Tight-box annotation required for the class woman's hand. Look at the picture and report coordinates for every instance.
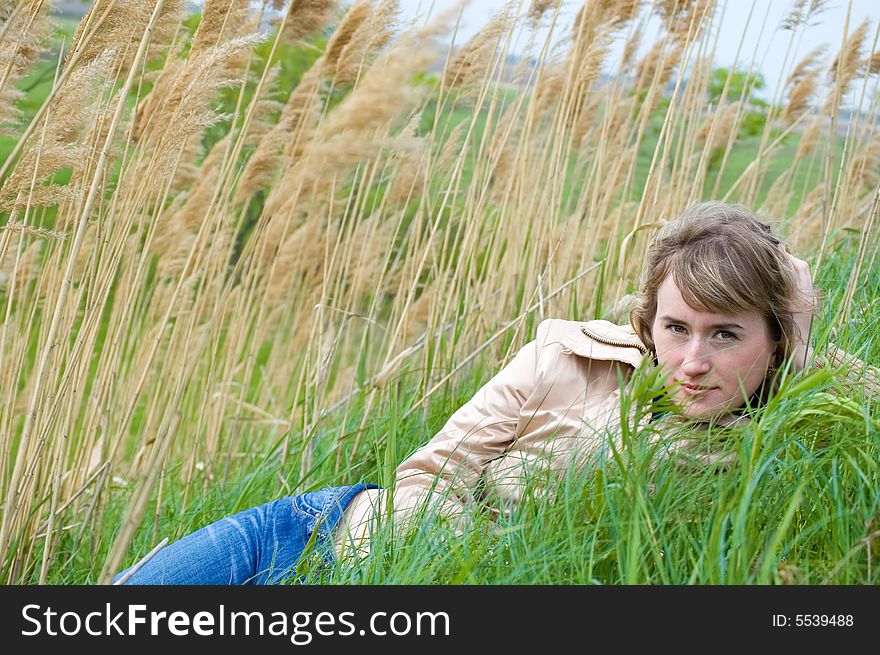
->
[780,245,818,372]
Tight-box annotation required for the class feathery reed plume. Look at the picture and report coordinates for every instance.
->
[282,0,338,43]
[0,0,52,134]
[168,133,208,191]
[384,115,425,208]
[604,92,636,142]
[787,45,826,86]
[657,0,706,45]
[868,50,880,75]
[0,84,20,135]
[333,0,400,85]
[780,0,808,31]
[433,121,465,175]
[620,20,644,73]
[696,103,737,152]
[133,34,263,183]
[570,2,595,51]
[343,211,400,299]
[153,135,234,273]
[533,63,564,119]
[569,0,639,64]
[385,144,424,208]
[823,18,870,112]
[573,0,640,36]
[829,18,870,84]
[363,0,399,50]
[324,0,372,73]
[236,57,325,201]
[794,118,821,160]
[809,1,828,16]
[792,185,824,241]
[781,0,828,31]
[783,70,819,124]
[634,36,682,92]
[560,1,636,147]
[527,0,561,25]
[566,33,613,147]
[0,238,40,296]
[66,0,185,74]
[615,0,643,23]
[782,48,825,124]
[265,214,336,304]
[131,55,184,141]
[242,64,285,147]
[259,32,435,271]
[313,39,433,145]
[135,0,255,142]
[849,136,880,192]
[0,49,114,212]
[443,4,514,90]
[0,222,67,241]
[488,138,521,196]
[191,0,252,55]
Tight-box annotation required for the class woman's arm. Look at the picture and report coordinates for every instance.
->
[782,247,816,371]
[782,248,879,399]
[811,342,880,400]
[337,321,549,557]
[387,321,545,526]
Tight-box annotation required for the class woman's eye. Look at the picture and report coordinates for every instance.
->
[716,330,738,341]
[667,324,686,335]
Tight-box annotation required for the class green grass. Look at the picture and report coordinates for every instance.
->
[30,235,880,585]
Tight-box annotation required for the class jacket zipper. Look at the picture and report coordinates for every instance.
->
[580,325,648,353]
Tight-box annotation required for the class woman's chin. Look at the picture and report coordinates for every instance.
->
[676,391,731,420]
[680,405,716,420]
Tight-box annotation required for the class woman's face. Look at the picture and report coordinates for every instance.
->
[651,274,777,419]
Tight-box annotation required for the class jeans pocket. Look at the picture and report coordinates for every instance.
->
[292,488,329,519]
[291,484,379,536]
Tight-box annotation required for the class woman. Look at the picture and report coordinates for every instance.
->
[112,202,877,584]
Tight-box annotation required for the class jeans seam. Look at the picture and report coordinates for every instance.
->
[319,491,342,525]
[291,496,318,528]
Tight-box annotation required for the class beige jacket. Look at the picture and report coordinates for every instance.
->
[334,317,879,558]
[334,318,649,557]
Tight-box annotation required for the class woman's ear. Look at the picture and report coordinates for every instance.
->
[771,343,785,370]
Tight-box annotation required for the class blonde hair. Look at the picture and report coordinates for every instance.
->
[630,202,801,371]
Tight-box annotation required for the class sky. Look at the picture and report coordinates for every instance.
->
[396,1,880,101]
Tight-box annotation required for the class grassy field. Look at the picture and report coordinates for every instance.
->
[33,227,877,586]
[1,0,879,585]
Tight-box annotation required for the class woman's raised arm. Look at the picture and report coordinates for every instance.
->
[782,247,879,399]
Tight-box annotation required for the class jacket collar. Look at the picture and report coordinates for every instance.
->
[558,319,648,370]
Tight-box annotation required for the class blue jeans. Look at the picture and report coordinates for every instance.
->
[112,483,378,585]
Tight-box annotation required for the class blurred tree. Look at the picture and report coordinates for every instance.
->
[708,66,768,137]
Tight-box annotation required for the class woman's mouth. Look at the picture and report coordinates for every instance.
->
[679,382,716,397]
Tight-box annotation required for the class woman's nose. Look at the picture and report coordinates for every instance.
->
[680,340,712,376]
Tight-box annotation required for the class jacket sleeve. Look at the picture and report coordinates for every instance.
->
[382,320,547,530]
[812,342,880,399]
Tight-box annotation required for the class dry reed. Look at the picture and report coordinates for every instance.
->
[0,0,878,584]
